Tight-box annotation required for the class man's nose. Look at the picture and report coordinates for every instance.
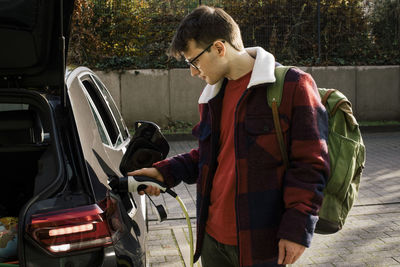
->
[190,66,200,77]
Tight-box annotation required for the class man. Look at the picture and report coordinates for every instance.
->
[130,5,329,267]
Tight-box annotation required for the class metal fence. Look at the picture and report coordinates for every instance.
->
[70,0,399,69]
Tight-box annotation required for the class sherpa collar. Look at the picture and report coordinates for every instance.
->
[198,47,276,104]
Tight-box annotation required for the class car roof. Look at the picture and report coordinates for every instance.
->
[0,0,75,91]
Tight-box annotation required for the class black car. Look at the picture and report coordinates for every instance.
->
[0,1,149,266]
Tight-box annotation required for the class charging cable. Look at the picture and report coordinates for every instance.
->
[109,176,194,267]
[167,190,194,267]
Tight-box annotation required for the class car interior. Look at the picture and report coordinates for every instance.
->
[0,102,54,218]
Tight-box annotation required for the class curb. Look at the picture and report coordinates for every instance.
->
[164,134,196,141]
[360,125,400,133]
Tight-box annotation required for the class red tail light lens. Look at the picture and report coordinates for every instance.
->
[27,204,112,253]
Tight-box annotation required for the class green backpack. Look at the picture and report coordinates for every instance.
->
[268,66,366,234]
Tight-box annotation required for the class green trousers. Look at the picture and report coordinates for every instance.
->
[201,232,240,267]
[200,232,286,267]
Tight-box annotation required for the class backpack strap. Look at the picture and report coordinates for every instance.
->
[319,88,352,117]
[272,103,289,169]
[268,66,292,170]
[321,88,336,106]
[267,66,292,107]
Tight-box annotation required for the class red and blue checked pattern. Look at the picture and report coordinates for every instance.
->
[154,67,329,267]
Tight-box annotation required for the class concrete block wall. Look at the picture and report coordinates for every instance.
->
[120,69,170,126]
[355,66,400,120]
[309,66,400,121]
[96,69,205,128]
[96,66,400,128]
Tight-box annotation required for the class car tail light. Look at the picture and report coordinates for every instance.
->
[27,204,112,253]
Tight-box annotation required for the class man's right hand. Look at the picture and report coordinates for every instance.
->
[127,168,165,196]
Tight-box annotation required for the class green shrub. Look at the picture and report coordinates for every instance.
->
[368,0,400,64]
[162,116,193,134]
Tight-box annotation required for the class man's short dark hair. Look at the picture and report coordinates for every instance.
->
[168,6,244,60]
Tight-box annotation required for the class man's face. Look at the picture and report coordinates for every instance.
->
[182,39,226,85]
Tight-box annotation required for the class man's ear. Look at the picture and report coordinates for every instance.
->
[214,40,226,57]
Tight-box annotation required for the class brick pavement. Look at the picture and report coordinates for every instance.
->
[146,131,400,267]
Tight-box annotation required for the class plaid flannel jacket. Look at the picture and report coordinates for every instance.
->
[154,47,330,267]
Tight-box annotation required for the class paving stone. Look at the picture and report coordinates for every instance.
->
[369,250,400,258]
[393,257,400,264]
[364,257,400,266]
[358,232,390,239]
[150,262,183,267]
[333,262,367,267]
[147,255,166,264]
[148,248,180,257]
[309,254,344,264]
[385,231,400,238]
[295,255,316,265]
[316,248,350,257]
[165,255,185,265]
[341,253,376,263]
[380,236,400,244]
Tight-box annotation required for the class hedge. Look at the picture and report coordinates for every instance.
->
[67,0,400,70]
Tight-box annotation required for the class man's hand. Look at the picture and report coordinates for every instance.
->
[277,239,306,265]
[127,167,165,196]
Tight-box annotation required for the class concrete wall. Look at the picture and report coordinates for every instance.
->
[309,66,400,121]
[96,68,205,128]
[96,66,400,128]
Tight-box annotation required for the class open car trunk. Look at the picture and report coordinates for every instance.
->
[0,90,62,264]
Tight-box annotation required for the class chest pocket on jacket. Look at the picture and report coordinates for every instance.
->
[244,115,289,161]
[245,115,289,135]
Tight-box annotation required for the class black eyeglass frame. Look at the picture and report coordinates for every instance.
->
[185,40,225,71]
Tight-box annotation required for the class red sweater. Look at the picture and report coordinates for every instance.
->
[206,71,252,245]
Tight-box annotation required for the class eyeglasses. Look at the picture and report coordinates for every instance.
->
[185,43,213,71]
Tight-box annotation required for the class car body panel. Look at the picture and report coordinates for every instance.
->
[66,67,147,265]
[67,73,113,199]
